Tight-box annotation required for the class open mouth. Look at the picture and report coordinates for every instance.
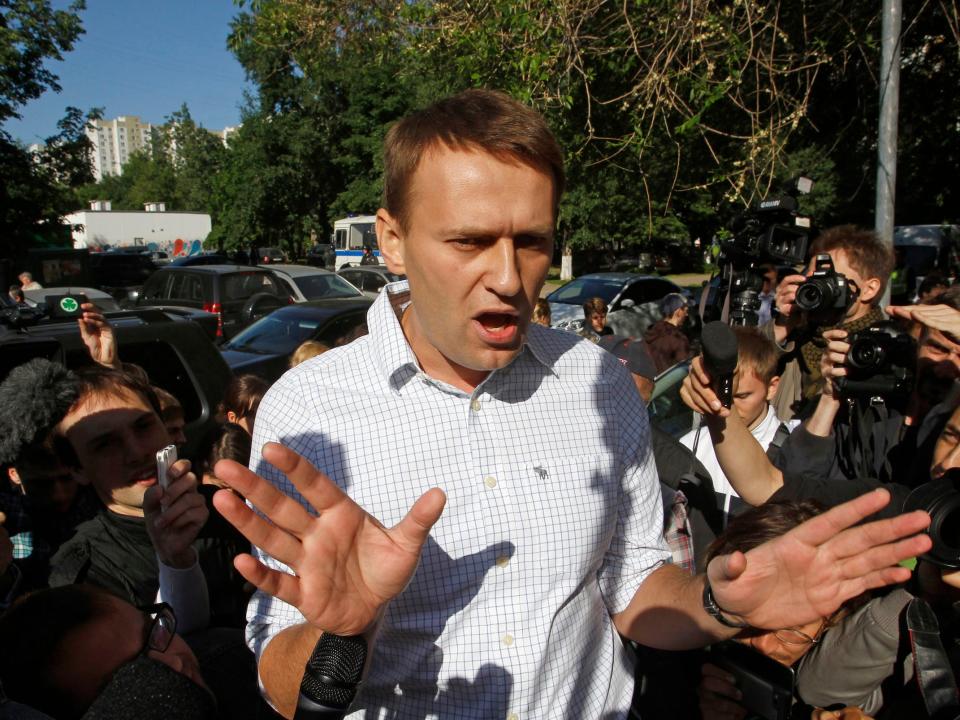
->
[474,312,519,344]
[130,466,158,486]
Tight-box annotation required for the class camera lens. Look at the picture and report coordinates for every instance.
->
[849,340,884,370]
[795,282,824,311]
[940,506,960,552]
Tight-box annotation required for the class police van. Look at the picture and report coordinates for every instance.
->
[332,215,381,269]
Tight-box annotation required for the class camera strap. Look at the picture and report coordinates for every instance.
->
[906,598,960,719]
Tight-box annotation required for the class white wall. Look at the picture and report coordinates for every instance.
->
[65,210,212,256]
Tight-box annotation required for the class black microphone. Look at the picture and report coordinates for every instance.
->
[294,633,367,719]
[701,321,739,409]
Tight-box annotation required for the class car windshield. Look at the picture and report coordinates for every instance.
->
[293,274,363,300]
[224,312,321,355]
[547,277,624,305]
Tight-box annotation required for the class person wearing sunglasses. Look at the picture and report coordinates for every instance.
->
[0,585,210,719]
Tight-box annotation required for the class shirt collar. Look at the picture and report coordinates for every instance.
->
[367,280,558,394]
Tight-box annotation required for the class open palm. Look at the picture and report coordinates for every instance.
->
[213,443,446,636]
[708,489,931,630]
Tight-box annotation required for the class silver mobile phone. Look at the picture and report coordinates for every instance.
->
[156,444,177,493]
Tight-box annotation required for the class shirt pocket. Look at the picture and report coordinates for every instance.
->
[505,453,619,582]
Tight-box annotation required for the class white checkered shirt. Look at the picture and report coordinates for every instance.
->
[245,282,670,719]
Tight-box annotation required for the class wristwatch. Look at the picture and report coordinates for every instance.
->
[702,579,751,629]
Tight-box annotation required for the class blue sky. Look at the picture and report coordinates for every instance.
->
[7,0,251,144]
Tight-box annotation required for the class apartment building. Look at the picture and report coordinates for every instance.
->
[86,115,153,181]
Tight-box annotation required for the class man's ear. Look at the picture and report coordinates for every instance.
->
[376,208,406,275]
[766,375,781,402]
[859,277,883,305]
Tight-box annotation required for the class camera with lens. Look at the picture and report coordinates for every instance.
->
[905,468,960,569]
[794,254,857,322]
[711,177,814,326]
[836,323,916,397]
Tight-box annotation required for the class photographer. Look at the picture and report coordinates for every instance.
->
[774,290,960,487]
[766,226,893,420]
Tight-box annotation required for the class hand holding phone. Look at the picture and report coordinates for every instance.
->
[156,444,177,510]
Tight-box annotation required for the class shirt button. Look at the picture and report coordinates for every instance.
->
[502,633,514,647]
[495,555,509,568]
[484,476,497,489]
[470,398,482,412]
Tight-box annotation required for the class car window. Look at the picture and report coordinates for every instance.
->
[621,280,677,306]
[223,272,284,301]
[339,270,360,287]
[293,275,364,300]
[140,273,169,301]
[365,274,387,292]
[547,277,624,305]
[648,362,695,438]
[187,275,204,302]
[315,312,369,347]
[167,273,188,300]
[226,313,322,355]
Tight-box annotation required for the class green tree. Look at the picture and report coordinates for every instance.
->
[0,0,94,256]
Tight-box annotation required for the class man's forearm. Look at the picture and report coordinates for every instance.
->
[613,564,738,649]
[805,393,841,438]
[706,413,784,505]
[259,623,324,719]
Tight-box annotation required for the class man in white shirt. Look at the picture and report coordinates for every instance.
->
[211,89,932,719]
[681,327,797,521]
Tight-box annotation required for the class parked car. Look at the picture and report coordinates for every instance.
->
[305,243,336,270]
[136,265,292,340]
[255,246,286,264]
[267,264,365,302]
[0,302,230,459]
[168,252,231,267]
[337,266,405,299]
[23,287,123,313]
[647,360,695,438]
[88,252,157,294]
[220,298,373,382]
[546,273,685,337]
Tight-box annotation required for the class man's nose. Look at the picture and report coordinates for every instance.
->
[485,238,523,297]
[939,443,960,475]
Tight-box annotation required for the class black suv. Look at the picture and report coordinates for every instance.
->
[137,265,292,341]
[0,303,231,460]
[306,243,336,270]
[89,252,157,294]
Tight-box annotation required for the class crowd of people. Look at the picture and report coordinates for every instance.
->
[0,89,956,720]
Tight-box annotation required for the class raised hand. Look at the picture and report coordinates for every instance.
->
[708,489,931,630]
[144,459,208,568]
[212,442,446,636]
[78,302,120,369]
[680,355,732,418]
[887,303,960,344]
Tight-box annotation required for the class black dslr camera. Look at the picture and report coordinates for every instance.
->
[794,254,857,322]
[836,324,916,397]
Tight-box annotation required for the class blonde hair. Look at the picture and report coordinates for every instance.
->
[733,326,780,385]
[290,340,329,368]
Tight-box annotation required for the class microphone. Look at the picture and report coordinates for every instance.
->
[701,321,739,409]
[294,633,367,719]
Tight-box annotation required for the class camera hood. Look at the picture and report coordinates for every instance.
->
[904,469,960,569]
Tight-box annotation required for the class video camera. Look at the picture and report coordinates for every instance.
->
[794,254,857,323]
[836,323,916,398]
[713,177,814,326]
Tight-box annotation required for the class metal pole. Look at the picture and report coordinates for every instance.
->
[876,0,902,307]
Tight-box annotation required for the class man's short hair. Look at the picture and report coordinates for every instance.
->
[382,89,565,232]
[153,385,184,422]
[706,499,824,563]
[809,225,895,297]
[532,298,552,324]
[659,293,686,317]
[926,284,960,310]
[582,297,607,318]
[217,373,269,423]
[734,327,780,385]
[54,365,162,468]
